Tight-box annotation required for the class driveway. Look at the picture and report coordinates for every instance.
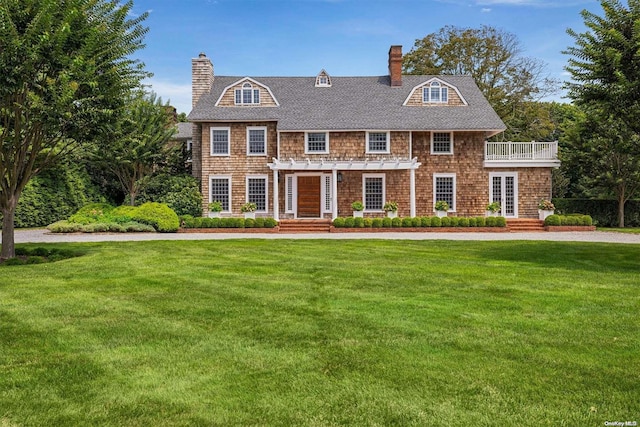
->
[9,228,640,244]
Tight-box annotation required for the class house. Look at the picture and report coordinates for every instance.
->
[170,122,193,173]
[187,46,559,220]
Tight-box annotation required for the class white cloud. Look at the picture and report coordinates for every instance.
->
[481,7,492,12]
[143,78,192,114]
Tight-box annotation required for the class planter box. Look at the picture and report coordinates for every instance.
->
[208,212,221,218]
[353,211,364,218]
[538,209,554,220]
[436,211,447,218]
[386,211,397,219]
[244,212,256,219]
[485,211,499,217]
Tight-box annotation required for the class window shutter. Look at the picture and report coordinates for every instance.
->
[286,175,293,212]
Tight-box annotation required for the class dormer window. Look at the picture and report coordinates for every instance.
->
[315,70,332,87]
[235,82,260,105]
[423,81,448,103]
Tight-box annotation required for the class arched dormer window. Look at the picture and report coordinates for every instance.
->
[315,70,331,87]
[235,82,260,105]
[423,81,448,103]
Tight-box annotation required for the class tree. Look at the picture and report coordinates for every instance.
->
[403,25,558,140]
[564,0,640,226]
[0,0,149,259]
[94,92,177,206]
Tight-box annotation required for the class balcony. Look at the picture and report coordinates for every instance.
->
[484,141,560,168]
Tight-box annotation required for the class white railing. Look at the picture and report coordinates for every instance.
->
[485,141,558,162]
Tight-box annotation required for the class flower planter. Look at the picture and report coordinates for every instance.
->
[538,209,554,220]
[244,212,256,219]
[436,211,447,218]
[208,211,221,218]
[485,211,499,217]
[353,211,363,218]
[386,211,397,219]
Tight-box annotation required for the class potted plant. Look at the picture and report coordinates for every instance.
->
[486,201,501,217]
[351,201,364,218]
[434,200,449,217]
[537,199,555,220]
[241,202,257,219]
[208,200,223,218]
[383,201,398,218]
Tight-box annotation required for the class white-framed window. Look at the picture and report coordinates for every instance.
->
[433,173,456,212]
[210,127,230,156]
[305,132,329,154]
[246,126,267,156]
[366,131,390,154]
[423,81,449,103]
[185,138,193,163]
[431,132,453,155]
[235,82,260,105]
[209,175,232,212]
[247,175,268,212]
[363,174,385,211]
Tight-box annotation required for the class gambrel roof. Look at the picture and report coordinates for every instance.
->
[188,75,506,135]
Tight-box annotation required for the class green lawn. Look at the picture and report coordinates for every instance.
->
[1,240,638,426]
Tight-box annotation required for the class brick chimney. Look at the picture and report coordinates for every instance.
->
[192,52,214,108]
[388,45,402,87]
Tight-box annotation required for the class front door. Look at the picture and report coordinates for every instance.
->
[297,176,321,218]
[490,173,518,218]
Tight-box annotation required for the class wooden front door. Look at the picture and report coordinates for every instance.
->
[297,176,321,218]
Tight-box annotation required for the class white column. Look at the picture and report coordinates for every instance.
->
[272,169,279,220]
[410,168,416,217]
[332,169,339,219]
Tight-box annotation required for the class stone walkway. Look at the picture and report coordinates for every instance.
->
[9,228,640,244]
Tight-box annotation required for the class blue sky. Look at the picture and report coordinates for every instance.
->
[130,0,599,114]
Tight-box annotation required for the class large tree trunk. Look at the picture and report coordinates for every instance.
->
[1,203,17,260]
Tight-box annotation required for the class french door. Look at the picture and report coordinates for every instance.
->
[490,172,518,218]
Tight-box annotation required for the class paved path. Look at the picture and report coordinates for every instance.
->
[9,228,640,244]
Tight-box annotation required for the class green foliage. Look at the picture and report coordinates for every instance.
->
[449,217,459,227]
[344,217,355,228]
[485,216,497,227]
[353,217,365,228]
[402,217,414,227]
[351,201,364,211]
[372,218,383,228]
[431,216,442,227]
[47,220,82,233]
[1,246,80,266]
[553,199,640,227]
[458,218,470,227]
[264,218,278,228]
[421,216,431,227]
[134,174,202,217]
[0,0,150,258]
[254,217,265,228]
[475,217,486,227]
[363,218,373,228]
[391,217,402,227]
[411,217,421,227]
[333,217,345,228]
[434,200,449,211]
[440,217,451,227]
[244,218,256,228]
[544,214,562,226]
[69,203,116,225]
[495,216,507,227]
[129,202,179,232]
[468,217,477,227]
[382,217,392,228]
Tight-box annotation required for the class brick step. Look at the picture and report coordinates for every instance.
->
[507,219,545,232]
[278,219,332,233]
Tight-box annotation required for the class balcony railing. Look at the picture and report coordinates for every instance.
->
[484,141,560,167]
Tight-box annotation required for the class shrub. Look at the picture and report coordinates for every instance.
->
[130,202,179,232]
[391,217,402,227]
[244,218,256,228]
[333,217,345,228]
[363,218,373,228]
[468,217,477,227]
[264,218,278,228]
[47,220,82,233]
[82,222,111,233]
[354,217,364,228]
[544,214,561,226]
[402,217,413,227]
[254,217,265,228]
[440,217,451,227]
[122,222,155,232]
[581,215,593,226]
[372,218,383,228]
[132,174,203,217]
[552,198,640,227]
[431,216,441,227]
[448,217,459,227]
[69,203,115,224]
[475,217,486,227]
[351,201,364,211]
[485,216,497,227]
[344,217,355,228]
[382,217,392,228]
[495,216,506,227]
[411,217,421,227]
[421,216,431,227]
[458,217,469,227]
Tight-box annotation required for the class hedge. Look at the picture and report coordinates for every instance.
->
[552,198,640,227]
[129,174,203,217]
[332,216,507,228]
[544,214,593,227]
[181,216,278,229]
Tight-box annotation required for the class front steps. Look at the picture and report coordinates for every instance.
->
[507,218,545,232]
[278,219,332,233]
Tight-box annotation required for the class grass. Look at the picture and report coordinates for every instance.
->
[0,240,638,426]
[599,227,640,234]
